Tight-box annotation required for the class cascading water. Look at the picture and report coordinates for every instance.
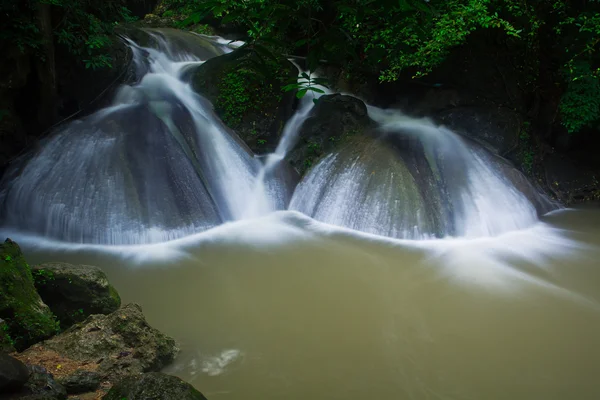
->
[0,29,556,245]
[289,107,556,239]
[0,30,264,244]
[242,66,331,218]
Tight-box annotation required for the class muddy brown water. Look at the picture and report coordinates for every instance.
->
[16,207,600,400]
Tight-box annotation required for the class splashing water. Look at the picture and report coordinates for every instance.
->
[0,29,556,244]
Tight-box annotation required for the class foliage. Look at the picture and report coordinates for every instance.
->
[560,61,600,133]
[0,0,136,69]
[218,69,254,126]
[181,0,600,133]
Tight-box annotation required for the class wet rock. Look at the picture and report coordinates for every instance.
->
[104,372,208,400]
[437,106,522,156]
[0,353,29,393]
[543,153,600,204]
[57,370,101,394]
[287,94,373,175]
[21,303,178,381]
[0,239,59,351]
[5,365,68,400]
[191,48,298,153]
[32,263,121,329]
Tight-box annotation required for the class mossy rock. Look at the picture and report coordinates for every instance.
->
[191,47,297,153]
[104,372,208,400]
[287,94,373,176]
[0,239,59,351]
[32,263,121,330]
[22,303,179,381]
[0,318,15,353]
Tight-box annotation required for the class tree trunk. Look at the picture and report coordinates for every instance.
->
[35,2,57,131]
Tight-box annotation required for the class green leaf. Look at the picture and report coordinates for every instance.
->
[297,88,309,98]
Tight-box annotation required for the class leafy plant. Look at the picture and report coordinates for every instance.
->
[0,0,136,69]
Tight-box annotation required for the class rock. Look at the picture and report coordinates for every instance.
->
[437,106,522,156]
[22,303,178,382]
[543,153,600,204]
[57,370,101,394]
[104,372,208,400]
[3,365,68,400]
[0,318,15,353]
[0,353,29,393]
[287,94,373,175]
[0,239,59,351]
[32,263,121,329]
[191,48,298,153]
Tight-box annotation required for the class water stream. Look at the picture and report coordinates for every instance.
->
[1,29,599,400]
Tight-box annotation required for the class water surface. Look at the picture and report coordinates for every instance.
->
[11,207,600,400]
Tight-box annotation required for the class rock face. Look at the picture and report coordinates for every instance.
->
[438,106,522,156]
[4,364,68,400]
[0,353,29,393]
[0,239,58,351]
[287,94,373,175]
[32,263,121,329]
[104,372,208,400]
[543,153,600,204]
[192,48,298,153]
[57,370,101,395]
[22,303,178,381]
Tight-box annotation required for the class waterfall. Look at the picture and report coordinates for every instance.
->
[241,67,331,218]
[0,29,556,245]
[0,30,260,244]
[290,108,554,239]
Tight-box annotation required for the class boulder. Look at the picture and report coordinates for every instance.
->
[543,153,600,204]
[0,239,59,351]
[4,365,68,400]
[21,303,178,382]
[287,94,373,175]
[437,106,522,156]
[103,372,208,400]
[0,317,15,353]
[0,353,29,393]
[32,263,121,329]
[191,48,298,153]
[57,370,101,395]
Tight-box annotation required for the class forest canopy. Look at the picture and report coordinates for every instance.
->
[1,0,599,133]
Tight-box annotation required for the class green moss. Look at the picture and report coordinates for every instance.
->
[0,320,15,351]
[0,239,59,350]
[214,59,285,129]
[192,48,296,152]
[108,284,121,308]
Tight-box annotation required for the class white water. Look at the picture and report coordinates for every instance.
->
[2,30,599,400]
[242,67,331,218]
[0,30,555,244]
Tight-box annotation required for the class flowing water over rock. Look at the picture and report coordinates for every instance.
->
[1,29,599,400]
[0,29,555,243]
[291,108,556,239]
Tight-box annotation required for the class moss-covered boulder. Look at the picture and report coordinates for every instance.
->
[0,239,59,351]
[0,318,15,353]
[21,303,178,382]
[191,48,298,153]
[32,263,121,329]
[286,94,373,175]
[104,372,208,400]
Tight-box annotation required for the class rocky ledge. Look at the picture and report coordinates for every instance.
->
[0,238,209,400]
